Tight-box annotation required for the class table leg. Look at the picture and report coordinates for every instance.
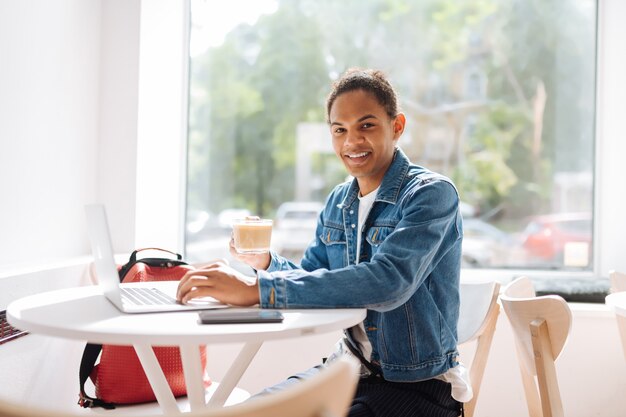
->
[180,344,206,411]
[133,343,180,414]
[208,341,263,407]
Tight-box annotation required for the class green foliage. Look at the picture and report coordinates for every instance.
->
[429,0,497,70]
[188,1,329,216]
[454,103,529,213]
[187,0,596,223]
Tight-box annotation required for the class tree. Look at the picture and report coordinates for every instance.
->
[188,0,596,226]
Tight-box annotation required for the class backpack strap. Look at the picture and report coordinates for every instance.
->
[78,261,127,409]
[343,334,385,380]
[130,248,183,262]
[119,249,187,281]
[77,343,116,409]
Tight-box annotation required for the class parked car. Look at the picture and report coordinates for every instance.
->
[272,201,324,260]
[185,209,219,242]
[521,212,592,265]
[461,218,517,267]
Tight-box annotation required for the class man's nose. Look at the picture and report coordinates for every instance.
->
[345,130,363,145]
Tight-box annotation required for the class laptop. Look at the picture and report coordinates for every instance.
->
[85,204,228,313]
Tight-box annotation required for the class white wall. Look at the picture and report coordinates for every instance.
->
[0,0,142,274]
[98,0,141,253]
[134,0,189,251]
[0,0,101,270]
[595,0,626,276]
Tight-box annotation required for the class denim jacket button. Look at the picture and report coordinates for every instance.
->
[350,210,354,214]
[351,224,356,228]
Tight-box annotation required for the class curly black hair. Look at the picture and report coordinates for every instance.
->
[326,68,399,123]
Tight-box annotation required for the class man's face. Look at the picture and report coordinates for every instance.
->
[329,89,405,195]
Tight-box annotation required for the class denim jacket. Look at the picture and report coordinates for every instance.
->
[257,148,463,382]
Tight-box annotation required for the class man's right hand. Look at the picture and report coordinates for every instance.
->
[229,236,271,271]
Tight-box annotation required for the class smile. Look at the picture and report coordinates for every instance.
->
[346,151,371,159]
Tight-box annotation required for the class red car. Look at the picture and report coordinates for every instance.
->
[521,212,592,265]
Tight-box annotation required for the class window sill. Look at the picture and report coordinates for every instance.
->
[462,268,612,309]
[532,276,610,304]
[567,301,613,318]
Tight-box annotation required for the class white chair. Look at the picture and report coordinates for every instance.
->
[500,277,572,417]
[0,356,359,417]
[609,270,626,293]
[457,280,501,417]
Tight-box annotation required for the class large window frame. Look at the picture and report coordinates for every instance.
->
[185,0,600,274]
[467,0,625,282]
[179,0,620,282]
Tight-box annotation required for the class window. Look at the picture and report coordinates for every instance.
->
[185,0,597,271]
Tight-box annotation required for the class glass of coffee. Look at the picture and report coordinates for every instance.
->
[232,218,273,253]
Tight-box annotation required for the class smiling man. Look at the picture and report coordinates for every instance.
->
[177,68,467,417]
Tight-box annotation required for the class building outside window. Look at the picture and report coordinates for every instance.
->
[184,0,597,272]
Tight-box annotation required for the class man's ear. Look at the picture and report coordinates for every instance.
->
[393,113,406,139]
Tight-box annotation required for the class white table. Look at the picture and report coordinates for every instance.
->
[7,286,365,414]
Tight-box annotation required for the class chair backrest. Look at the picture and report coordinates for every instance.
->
[501,277,572,417]
[458,280,501,417]
[0,356,360,417]
[609,270,626,293]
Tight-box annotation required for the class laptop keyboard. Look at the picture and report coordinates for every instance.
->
[121,287,178,306]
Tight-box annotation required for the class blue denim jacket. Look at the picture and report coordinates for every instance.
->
[257,148,463,382]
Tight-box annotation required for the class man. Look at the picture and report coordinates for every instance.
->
[178,68,467,417]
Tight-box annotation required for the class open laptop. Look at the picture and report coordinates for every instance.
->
[85,204,228,313]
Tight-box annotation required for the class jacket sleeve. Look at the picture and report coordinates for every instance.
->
[257,179,462,311]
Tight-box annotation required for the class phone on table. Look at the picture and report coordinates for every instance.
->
[198,309,284,324]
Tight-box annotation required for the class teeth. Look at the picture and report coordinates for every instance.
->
[347,152,369,158]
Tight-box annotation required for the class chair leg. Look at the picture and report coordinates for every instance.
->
[463,307,499,417]
[530,319,565,417]
[514,341,543,417]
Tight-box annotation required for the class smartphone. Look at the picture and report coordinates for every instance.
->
[198,309,284,324]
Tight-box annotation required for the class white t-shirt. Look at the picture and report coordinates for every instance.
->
[331,186,472,403]
[355,187,378,264]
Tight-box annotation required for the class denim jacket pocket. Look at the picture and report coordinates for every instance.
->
[365,226,394,246]
[319,226,347,269]
[320,226,346,245]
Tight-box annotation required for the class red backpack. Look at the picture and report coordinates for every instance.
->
[78,248,211,409]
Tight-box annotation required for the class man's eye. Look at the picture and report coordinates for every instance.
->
[334,127,346,134]
[361,123,373,129]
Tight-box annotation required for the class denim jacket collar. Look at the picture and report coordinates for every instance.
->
[339,147,410,209]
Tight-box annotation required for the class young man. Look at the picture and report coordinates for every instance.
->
[177,68,467,417]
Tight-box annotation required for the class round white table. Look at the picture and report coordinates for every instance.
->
[7,286,365,414]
